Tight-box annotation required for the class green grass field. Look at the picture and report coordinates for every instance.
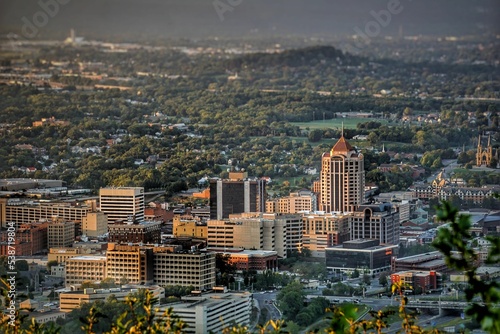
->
[250,136,370,150]
[249,136,338,148]
[291,118,389,130]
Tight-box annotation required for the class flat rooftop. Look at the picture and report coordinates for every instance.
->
[395,251,443,263]
[332,245,397,251]
[164,292,251,310]
[69,256,106,261]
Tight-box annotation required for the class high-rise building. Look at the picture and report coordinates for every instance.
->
[99,187,145,223]
[48,218,75,248]
[262,213,303,257]
[153,249,215,290]
[209,172,266,220]
[106,243,154,285]
[105,243,215,291]
[302,212,350,258]
[320,134,364,213]
[207,217,273,252]
[350,203,400,245]
[207,212,301,258]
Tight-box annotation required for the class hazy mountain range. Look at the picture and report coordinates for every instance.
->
[0,0,498,41]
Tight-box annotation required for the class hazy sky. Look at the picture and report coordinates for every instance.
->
[1,0,499,41]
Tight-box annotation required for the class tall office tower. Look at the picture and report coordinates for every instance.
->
[320,133,364,213]
[99,187,145,223]
[209,171,266,220]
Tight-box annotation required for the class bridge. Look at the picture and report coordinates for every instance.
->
[406,300,468,311]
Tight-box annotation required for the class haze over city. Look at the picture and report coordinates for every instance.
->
[0,1,499,333]
[1,0,499,41]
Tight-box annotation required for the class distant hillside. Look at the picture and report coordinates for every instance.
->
[226,46,362,69]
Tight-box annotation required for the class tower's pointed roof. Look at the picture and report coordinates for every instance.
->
[331,135,354,153]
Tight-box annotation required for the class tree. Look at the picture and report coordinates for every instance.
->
[431,157,443,169]
[15,260,29,272]
[0,256,7,277]
[300,247,312,258]
[329,282,355,296]
[276,281,305,322]
[379,272,389,287]
[100,278,117,289]
[46,260,58,272]
[307,129,323,142]
[367,132,380,145]
[489,157,498,169]
[433,200,500,333]
[403,107,413,116]
[81,281,99,289]
[215,253,236,287]
[362,273,371,286]
[119,276,129,285]
[351,268,360,278]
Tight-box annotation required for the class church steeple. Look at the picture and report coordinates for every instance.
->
[476,133,494,167]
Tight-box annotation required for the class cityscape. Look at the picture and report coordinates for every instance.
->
[0,1,499,333]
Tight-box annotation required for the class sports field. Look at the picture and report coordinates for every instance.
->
[292,118,389,130]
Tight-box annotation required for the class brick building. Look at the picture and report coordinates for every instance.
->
[0,223,48,256]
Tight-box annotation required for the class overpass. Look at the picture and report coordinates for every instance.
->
[406,300,468,315]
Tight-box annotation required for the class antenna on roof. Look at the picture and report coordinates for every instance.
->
[341,122,344,137]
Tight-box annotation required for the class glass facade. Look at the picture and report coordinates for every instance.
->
[325,245,396,272]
